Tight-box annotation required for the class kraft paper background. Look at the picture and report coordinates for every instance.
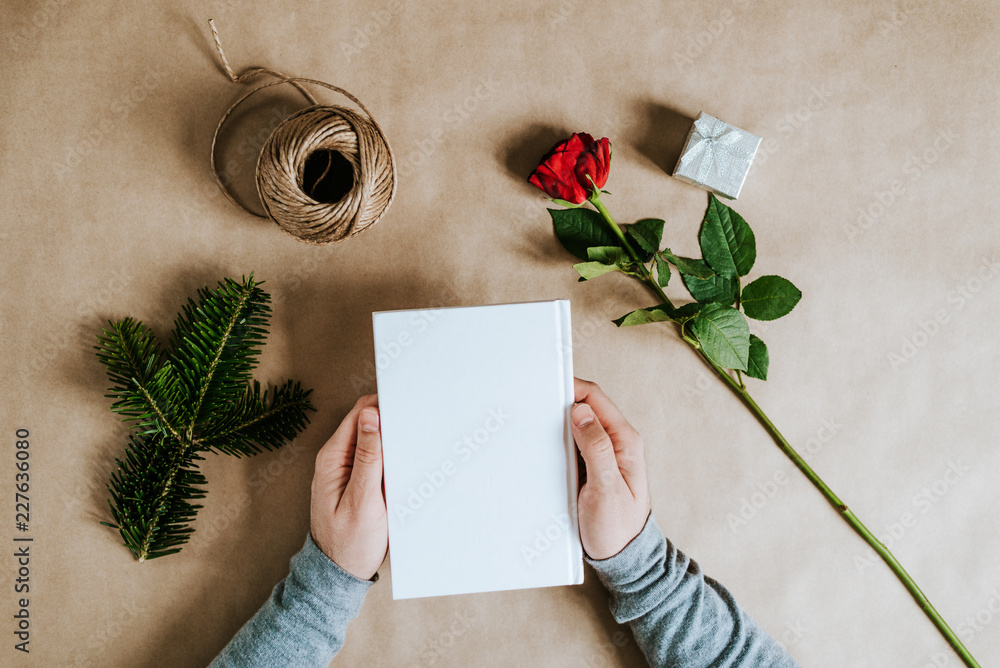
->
[2,1,998,666]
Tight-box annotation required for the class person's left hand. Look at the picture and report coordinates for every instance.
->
[310,395,388,580]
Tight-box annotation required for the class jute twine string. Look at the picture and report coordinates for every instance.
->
[208,20,396,245]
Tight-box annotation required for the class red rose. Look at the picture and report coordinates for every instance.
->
[528,133,612,205]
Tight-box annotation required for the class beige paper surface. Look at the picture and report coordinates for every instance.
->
[1,1,998,666]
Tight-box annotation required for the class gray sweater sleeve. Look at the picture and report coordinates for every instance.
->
[210,533,374,668]
[586,515,800,668]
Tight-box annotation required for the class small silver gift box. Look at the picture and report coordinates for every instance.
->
[672,112,761,200]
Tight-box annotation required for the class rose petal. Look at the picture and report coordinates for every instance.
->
[593,137,611,189]
[528,134,592,204]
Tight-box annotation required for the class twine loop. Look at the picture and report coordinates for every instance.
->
[209,20,396,245]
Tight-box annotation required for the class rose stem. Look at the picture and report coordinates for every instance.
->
[587,194,981,668]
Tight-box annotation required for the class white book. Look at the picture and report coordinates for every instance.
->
[372,300,583,600]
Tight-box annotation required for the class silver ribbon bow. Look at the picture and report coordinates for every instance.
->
[680,115,756,186]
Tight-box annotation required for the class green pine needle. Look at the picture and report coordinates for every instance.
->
[96,275,315,562]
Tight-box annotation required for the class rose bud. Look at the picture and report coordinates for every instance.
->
[528,133,612,205]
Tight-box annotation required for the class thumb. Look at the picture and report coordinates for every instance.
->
[344,408,384,502]
[571,403,622,489]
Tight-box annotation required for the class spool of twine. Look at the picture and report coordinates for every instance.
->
[208,20,396,245]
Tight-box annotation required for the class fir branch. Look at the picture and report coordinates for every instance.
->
[199,380,315,457]
[97,275,314,561]
[95,317,161,389]
[95,318,186,440]
[167,275,271,434]
[101,432,206,562]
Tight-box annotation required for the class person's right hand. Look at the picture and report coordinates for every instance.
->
[571,378,651,560]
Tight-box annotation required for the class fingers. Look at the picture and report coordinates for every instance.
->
[343,407,384,503]
[309,397,389,581]
[315,394,379,469]
[573,378,637,444]
[572,402,623,489]
[572,378,648,493]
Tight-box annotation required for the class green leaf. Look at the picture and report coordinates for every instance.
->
[691,303,750,370]
[655,255,671,287]
[613,305,675,327]
[587,246,626,265]
[613,301,702,327]
[740,275,802,321]
[670,302,705,320]
[699,194,756,278]
[624,218,664,260]
[681,262,739,305]
[549,208,620,260]
[746,335,769,380]
[661,250,714,278]
[575,261,621,280]
[577,246,628,280]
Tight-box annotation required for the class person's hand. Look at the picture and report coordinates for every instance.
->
[310,395,388,580]
[571,378,651,560]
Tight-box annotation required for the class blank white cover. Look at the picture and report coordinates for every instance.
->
[372,300,583,600]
